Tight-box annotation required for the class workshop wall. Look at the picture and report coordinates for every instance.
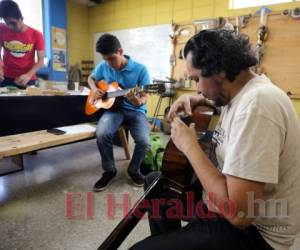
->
[88,0,300,33]
[67,1,92,67]
[66,0,300,118]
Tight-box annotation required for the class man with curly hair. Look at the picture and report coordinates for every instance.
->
[130,30,300,250]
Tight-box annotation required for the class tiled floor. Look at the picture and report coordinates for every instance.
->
[0,139,149,250]
[0,137,299,250]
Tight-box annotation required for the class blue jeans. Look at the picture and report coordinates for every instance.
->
[0,77,35,89]
[96,108,150,175]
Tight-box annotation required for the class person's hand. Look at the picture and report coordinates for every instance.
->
[170,117,199,155]
[125,89,141,106]
[92,88,106,104]
[14,73,31,86]
[168,95,193,122]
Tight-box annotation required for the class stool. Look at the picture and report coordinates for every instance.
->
[151,91,176,131]
[118,127,131,160]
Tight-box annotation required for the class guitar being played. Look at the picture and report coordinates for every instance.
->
[85,80,165,115]
[87,33,154,191]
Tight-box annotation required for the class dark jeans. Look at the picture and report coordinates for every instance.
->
[0,77,35,89]
[129,171,274,250]
[95,108,150,175]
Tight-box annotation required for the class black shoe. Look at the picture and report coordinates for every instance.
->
[93,171,116,192]
[128,171,145,187]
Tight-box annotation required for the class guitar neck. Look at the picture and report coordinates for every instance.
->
[106,88,133,98]
[98,174,163,250]
[97,174,187,250]
[105,82,166,99]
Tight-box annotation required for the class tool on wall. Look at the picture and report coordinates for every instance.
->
[170,22,197,75]
[217,17,235,31]
[281,7,300,19]
[291,7,300,19]
[172,23,197,44]
[282,9,291,16]
[233,16,240,34]
[239,14,252,28]
[254,7,270,74]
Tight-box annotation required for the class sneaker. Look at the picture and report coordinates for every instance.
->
[93,171,117,192]
[128,171,145,187]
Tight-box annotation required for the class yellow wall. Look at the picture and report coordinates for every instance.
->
[293,100,300,121]
[88,0,300,32]
[67,0,300,118]
[67,1,92,67]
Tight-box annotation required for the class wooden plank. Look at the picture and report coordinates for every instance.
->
[0,124,96,159]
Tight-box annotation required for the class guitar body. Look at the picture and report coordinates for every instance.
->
[161,105,215,189]
[85,80,119,115]
[85,80,167,116]
[98,105,216,250]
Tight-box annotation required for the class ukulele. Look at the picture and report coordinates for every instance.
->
[98,105,216,250]
[85,80,165,115]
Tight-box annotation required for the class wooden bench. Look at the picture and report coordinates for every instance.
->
[0,123,131,176]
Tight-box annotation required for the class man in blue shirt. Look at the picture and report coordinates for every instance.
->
[88,34,150,191]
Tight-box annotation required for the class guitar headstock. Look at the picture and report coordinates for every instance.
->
[142,84,166,94]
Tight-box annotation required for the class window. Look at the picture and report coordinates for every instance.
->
[229,0,293,9]
[14,0,43,33]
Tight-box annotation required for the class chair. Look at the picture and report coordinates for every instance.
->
[118,126,131,160]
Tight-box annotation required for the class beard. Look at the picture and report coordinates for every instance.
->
[213,94,230,107]
[212,79,231,107]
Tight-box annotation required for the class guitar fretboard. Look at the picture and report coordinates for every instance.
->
[104,83,165,99]
[106,88,136,98]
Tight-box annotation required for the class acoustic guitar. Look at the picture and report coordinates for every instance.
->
[98,105,216,250]
[85,80,166,115]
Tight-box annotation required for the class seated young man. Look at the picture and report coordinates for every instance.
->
[88,34,150,191]
[129,30,300,250]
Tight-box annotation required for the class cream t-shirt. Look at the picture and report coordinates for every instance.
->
[211,74,300,250]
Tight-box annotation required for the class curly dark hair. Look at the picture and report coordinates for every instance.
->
[96,33,121,55]
[183,29,257,82]
[0,0,22,19]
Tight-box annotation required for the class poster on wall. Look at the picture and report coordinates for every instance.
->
[52,26,67,72]
[53,49,67,72]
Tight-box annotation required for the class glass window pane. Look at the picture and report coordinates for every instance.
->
[230,0,292,9]
[14,0,43,33]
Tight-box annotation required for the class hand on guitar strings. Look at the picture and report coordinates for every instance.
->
[170,117,199,155]
[167,95,193,123]
[92,88,106,104]
[125,89,143,106]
